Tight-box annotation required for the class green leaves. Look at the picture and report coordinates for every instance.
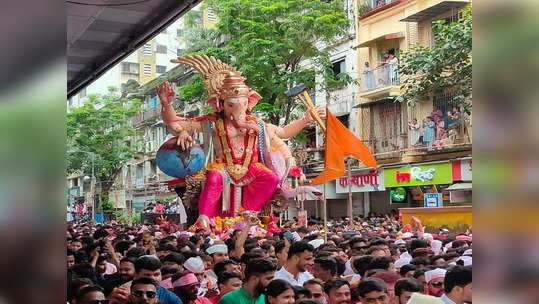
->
[179,0,350,125]
[398,5,472,110]
[67,87,141,198]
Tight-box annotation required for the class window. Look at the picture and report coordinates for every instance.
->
[432,12,463,46]
[207,6,216,21]
[68,97,73,107]
[156,65,167,74]
[360,100,404,158]
[337,114,349,129]
[80,88,86,97]
[155,44,167,54]
[121,62,139,74]
[143,64,152,76]
[142,43,152,56]
[332,59,346,76]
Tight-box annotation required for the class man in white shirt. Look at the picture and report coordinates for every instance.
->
[274,241,314,286]
[440,266,472,304]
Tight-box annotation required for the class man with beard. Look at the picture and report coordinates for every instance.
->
[323,279,351,304]
[274,241,314,286]
[172,271,212,304]
[357,278,390,304]
[129,278,160,304]
[218,258,277,304]
[103,257,137,295]
[425,268,447,297]
[394,278,424,304]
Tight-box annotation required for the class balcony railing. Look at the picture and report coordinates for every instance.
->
[359,0,401,17]
[361,63,399,92]
[130,108,160,125]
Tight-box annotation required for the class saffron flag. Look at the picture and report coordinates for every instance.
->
[311,108,377,185]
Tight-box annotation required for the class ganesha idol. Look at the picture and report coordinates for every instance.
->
[156,55,323,228]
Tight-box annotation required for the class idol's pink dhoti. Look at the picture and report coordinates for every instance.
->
[198,162,279,218]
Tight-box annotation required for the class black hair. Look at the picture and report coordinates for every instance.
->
[394,278,424,296]
[93,229,109,240]
[178,240,197,251]
[241,252,265,265]
[304,278,324,288]
[444,265,472,293]
[135,255,162,272]
[214,260,238,277]
[266,279,294,298]
[70,263,98,283]
[114,240,134,255]
[348,237,367,249]
[354,255,375,277]
[67,278,93,302]
[297,301,322,304]
[75,285,104,303]
[451,240,466,249]
[163,252,185,265]
[410,257,430,267]
[244,258,277,280]
[323,278,350,295]
[67,248,75,257]
[260,242,275,252]
[399,264,417,277]
[314,256,338,276]
[293,285,312,300]
[120,257,137,266]
[161,265,179,276]
[217,271,242,285]
[369,256,394,271]
[225,238,236,253]
[275,240,287,255]
[125,247,146,259]
[297,227,309,234]
[244,242,260,253]
[357,278,387,298]
[369,238,387,247]
[158,244,178,252]
[413,268,426,280]
[132,277,158,288]
[367,246,387,256]
[183,250,205,260]
[409,239,428,253]
[189,234,203,245]
[287,241,315,259]
[335,257,346,276]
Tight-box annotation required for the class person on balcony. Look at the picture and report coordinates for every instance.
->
[408,118,421,148]
[362,62,375,91]
[423,117,435,150]
[386,53,399,85]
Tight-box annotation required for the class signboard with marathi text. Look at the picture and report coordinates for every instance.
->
[384,162,452,188]
[335,170,385,193]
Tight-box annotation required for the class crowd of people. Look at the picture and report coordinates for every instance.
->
[67,213,472,304]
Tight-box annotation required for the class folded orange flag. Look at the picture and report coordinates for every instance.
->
[311,108,377,185]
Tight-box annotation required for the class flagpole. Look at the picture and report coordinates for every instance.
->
[347,157,353,227]
[323,171,327,243]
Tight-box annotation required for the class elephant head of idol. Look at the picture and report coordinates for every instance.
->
[219,71,262,133]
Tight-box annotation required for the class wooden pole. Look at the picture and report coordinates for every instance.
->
[347,158,353,227]
[323,172,327,243]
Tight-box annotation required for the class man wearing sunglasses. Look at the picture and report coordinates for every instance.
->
[129,278,160,304]
[425,268,447,297]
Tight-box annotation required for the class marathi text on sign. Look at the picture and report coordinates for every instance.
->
[339,171,379,188]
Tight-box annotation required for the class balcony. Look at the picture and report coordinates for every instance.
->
[358,0,405,19]
[360,64,400,98]
[130,108,160,126]
[404,93,472,158]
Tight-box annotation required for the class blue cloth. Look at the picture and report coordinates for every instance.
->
[423,121,435,142]
[157,286,183,304]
